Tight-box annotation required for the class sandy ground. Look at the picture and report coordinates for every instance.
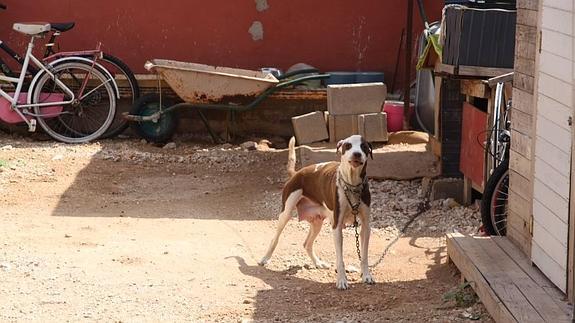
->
[0,133,493,322]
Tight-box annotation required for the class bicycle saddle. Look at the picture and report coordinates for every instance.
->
[13,22,51,36]
[50,22,75,33]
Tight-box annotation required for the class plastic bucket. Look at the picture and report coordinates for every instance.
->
[383,101,414,132]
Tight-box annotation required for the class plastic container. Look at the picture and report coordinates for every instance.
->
[383,101,414,132]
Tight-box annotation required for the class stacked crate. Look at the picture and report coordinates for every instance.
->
[291,82,388,144]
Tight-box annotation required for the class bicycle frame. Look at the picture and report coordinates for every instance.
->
[0,35,79,129]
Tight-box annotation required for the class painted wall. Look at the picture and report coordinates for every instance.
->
[0,0,442,83]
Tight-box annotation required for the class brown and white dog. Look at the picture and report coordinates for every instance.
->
[259,135,374,290]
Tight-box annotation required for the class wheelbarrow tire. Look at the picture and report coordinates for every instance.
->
[129,93,178,143]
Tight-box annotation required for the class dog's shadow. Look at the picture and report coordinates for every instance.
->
[227,253,450,321]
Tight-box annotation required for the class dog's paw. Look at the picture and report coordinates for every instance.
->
[314,260,330,269]
[336,277,349,290]
[258,257,270,266]
[362,273,375,285]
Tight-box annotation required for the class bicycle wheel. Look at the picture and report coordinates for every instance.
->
[33,61,116,143]
[481,159,509,236]
[97,53,140,138]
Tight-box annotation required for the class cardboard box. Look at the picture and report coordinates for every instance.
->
[327,82,387,115]
[357,112,388,142]
[327,113,358,143]
[291,111,329,144]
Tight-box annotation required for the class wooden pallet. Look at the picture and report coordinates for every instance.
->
[447,233,572,323]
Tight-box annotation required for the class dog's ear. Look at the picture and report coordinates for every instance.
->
[336,140,344,154]
[368,142,373,160]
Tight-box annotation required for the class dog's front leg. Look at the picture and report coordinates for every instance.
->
[360,207,375,284]
[333,224,348,290]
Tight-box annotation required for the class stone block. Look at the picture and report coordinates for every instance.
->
[327,82,387,115]
[327,113,358,143]
[357,112,388,142]
[291,111,328,144]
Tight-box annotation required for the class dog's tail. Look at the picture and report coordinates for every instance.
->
[287,136,297,177]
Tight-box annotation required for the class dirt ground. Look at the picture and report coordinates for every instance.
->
[0,133,493,322]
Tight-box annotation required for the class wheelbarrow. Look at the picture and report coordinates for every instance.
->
[125,59,330,143]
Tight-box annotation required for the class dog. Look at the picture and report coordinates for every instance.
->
[259,134,374,290]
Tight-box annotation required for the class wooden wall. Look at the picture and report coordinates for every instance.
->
[507,0,539,256]
[531,0,573,292]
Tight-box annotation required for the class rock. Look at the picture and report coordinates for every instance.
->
[240,141,257,151]
[140,139,147,144]
[243,299,252,304]
[1,145,13,150]
[257,140,272,151]
[443,198,460,209]
[221,143,233,150]
[52,154,64,161]
[0,262,11,271]
[163,142,177,149]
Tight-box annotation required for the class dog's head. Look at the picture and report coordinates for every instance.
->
[336,135,373,169]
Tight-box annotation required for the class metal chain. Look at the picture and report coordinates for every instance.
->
[353,214,361,261]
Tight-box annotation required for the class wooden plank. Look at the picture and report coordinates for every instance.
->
[429,135,441,157]
[460,80,490,98]
[492,237,571,316]
[533,178,569,223]
[459,103,487,188]
[457,65,514,78]
[533,199,568,246]
[534,157,570,200]
[511,109,533,136]
[515,56,537,77]
[433,76,442,139]
[447,234,517,323]
[515,36,538,61]
[434,63,455,75]
[507,225,533,256]
[536,117,572,155]
[534,137,571,176]
[532,241,567,292]
[517,8,539,27]
[509,189,532,222]
[510,169,532,201]
[511,129,532,159]
[463,177,473,205]
[540,50,572,84]
[537,94,572,132]
[541,8,573,36]
[474,237,571,322]
[510,151,531,176]
[512,88,534,116]
[538,72,572,108]
[517,0,539,11]
[541,28,573,61]
[452,234,544,322]
[508,209,532,240]
[514,72,535,93]
[533,219,568,269]
[516,24,538,46]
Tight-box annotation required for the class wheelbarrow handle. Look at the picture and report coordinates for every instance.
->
[275,73,331,89]
[277,68,320,80]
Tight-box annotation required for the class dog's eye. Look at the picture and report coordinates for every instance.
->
[343,143,352,150]
[361,143,368,152]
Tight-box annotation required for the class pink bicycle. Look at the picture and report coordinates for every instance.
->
[0,21,117,143]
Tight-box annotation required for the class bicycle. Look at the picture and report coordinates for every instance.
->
[0,22,116,143]
[480,72,513,236]
[0,3,139,139]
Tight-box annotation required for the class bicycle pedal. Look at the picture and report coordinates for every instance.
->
[28,119,36,132]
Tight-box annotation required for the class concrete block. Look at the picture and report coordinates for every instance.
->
[291,111,329,144]
[430,178,465,204]
[298,142,440,180]
[327,82,387,115]
[327,113,358,143]
[357,112,388,142]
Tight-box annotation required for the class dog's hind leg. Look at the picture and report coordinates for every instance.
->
[258,189,302,266]
[303,218,329,269]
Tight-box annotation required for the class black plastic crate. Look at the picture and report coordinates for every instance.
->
[442,5,516,68]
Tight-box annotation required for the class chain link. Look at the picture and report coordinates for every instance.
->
[354,216,361,261]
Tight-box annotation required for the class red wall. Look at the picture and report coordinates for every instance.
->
[0,0,442,82]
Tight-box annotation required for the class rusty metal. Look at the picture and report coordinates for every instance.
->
[144,59,279,104]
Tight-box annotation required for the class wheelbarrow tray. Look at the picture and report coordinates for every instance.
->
[145,59,279,104]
